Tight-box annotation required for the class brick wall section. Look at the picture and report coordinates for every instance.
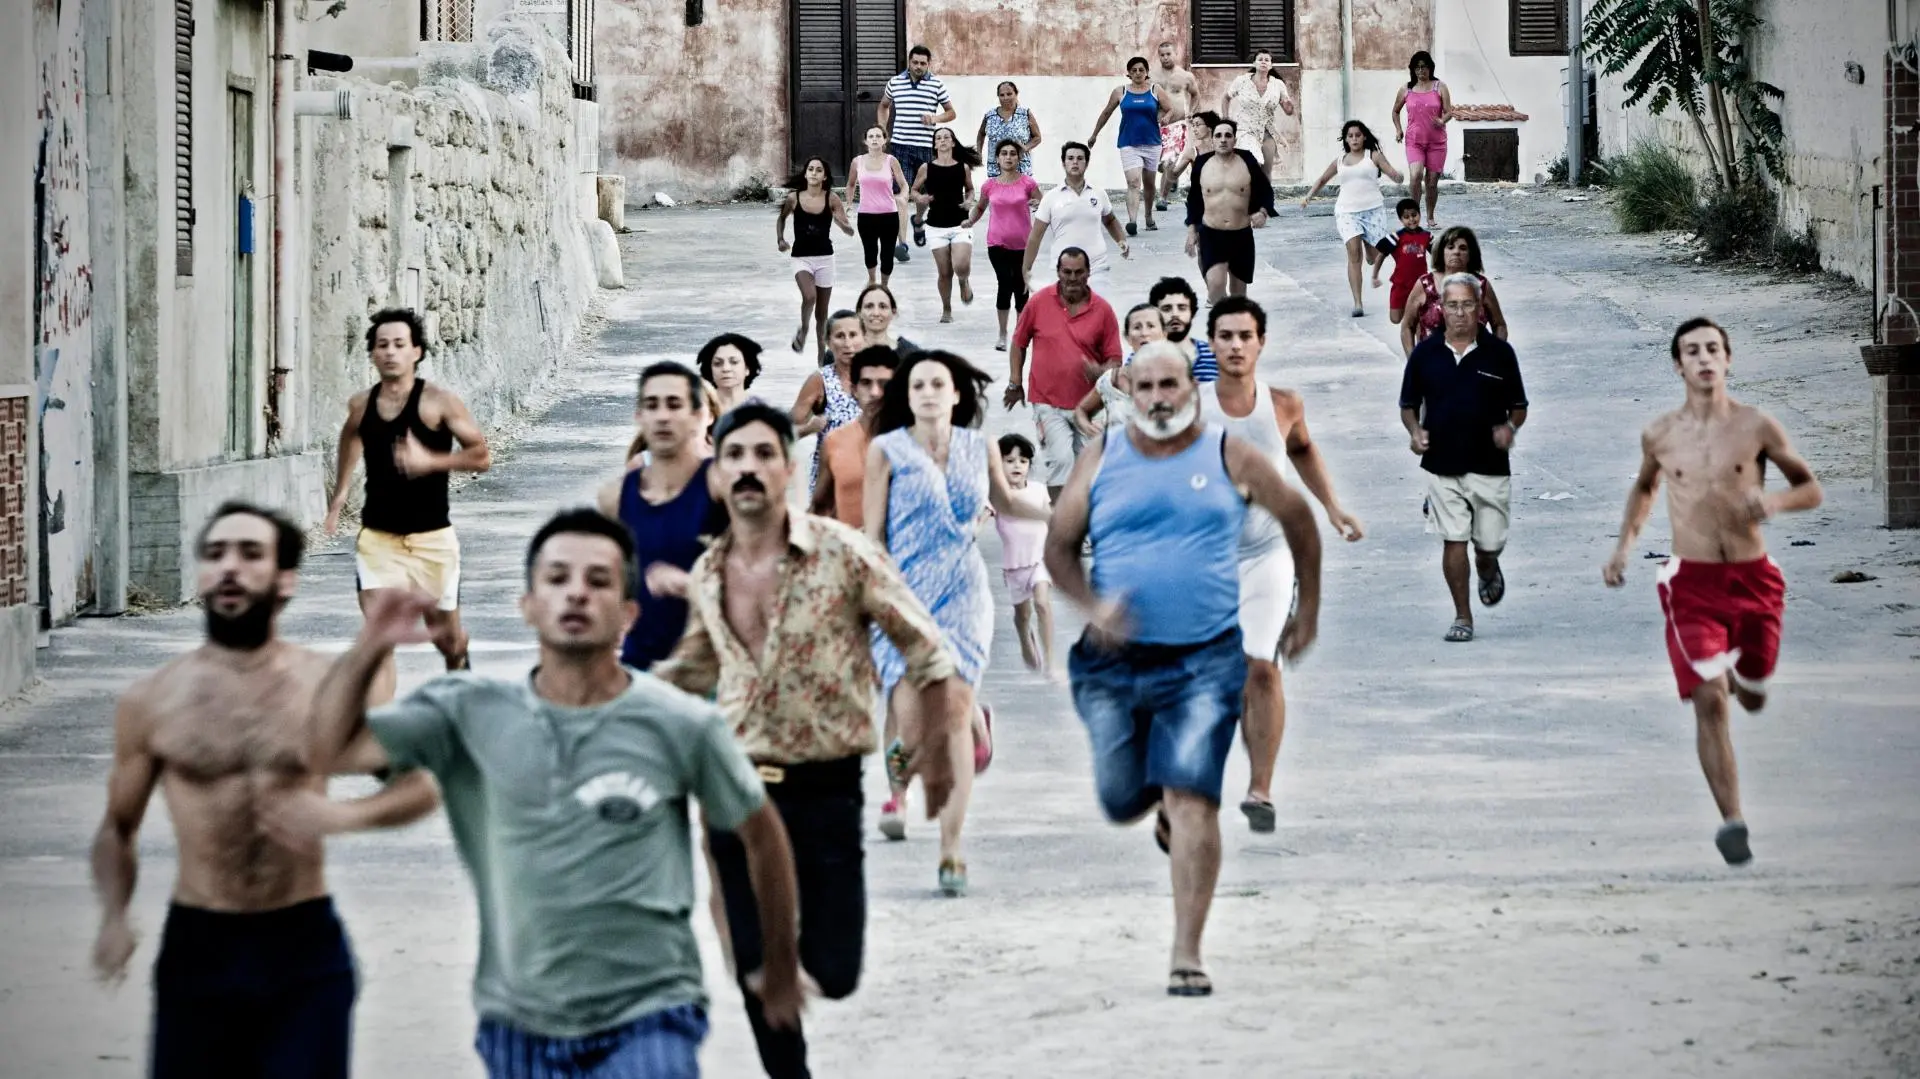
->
[0,396,26,605]
[1889,373,1920,527]
[1884,53,1920,528]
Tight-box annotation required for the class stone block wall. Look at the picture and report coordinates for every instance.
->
[129,453,326,601]
[0,394,28,606]
[300,21,596,488]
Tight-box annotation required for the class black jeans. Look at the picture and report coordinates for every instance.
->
[857,213,898,275]
[988,245,1030,312]
[709,757,866,1079]
[152,897,357,1079]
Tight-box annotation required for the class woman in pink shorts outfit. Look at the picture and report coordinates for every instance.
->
[1392,50,1453,229]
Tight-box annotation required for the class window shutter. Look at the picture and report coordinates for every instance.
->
[568,0,595,90]
[174,0,194,278]
[851,0,898,96]
[1511,0,1567,55]
[1192,0,1240,65]
[795,0,843,94]
[1246,0,1295,64]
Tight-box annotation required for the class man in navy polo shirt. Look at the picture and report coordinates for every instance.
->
[1399,272,1529,643]
[878,44,955,261]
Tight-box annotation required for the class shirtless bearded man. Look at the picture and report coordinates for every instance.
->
[91,502,438,1077]
[1153,41,1199,210]
[1602,318,1823,866]
[1185,119,1278,302]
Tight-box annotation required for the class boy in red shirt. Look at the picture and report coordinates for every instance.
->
[1380,198,1431,324]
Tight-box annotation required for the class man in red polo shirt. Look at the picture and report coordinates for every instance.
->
[1003,247,1124,499]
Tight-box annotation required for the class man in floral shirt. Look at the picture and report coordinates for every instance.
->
[655,402,959,1079]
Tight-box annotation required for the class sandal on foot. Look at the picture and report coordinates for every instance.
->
[1145,219,1158,231]
[939,311,953,323]
[913,225,927,247]
[1168,968,1213,997]
[1444,620,1474,643]
[1716,820,1753,866]
[938,858,968,897]
[447,651,472,672]
[973,705,995,775]
[1478,564,1506,607]
[790,329,806,352]
[1153,807,1171,855]
[885,737,912,788]
[1240,796,1276,834]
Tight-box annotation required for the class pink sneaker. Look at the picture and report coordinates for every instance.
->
[878,797,906,841]
[973,705,995,775]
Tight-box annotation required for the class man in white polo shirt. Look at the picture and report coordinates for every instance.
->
[1021,142,1131,304]
[878,43,955,262]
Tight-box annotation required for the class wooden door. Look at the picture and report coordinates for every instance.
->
[849,0,902,155]
[1462,128,1519,183]
[788,0,901,182]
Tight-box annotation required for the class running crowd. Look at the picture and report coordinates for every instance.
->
[87,40,1825,1079]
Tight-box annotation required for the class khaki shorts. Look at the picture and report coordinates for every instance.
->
[1425,473,1511,551]
[356,526,461,610]
[1031,404,1088,487]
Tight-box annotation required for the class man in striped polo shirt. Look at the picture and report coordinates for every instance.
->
[878,43,955,260]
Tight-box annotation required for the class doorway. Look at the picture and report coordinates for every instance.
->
[1462,128,1519,183]
[789,0,903,181]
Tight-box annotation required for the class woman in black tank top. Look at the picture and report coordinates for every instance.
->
[910,128,981,323]
[778,154,855,355]
[358,378,454,535]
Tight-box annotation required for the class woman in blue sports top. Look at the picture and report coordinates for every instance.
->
[1089,55,1167,235]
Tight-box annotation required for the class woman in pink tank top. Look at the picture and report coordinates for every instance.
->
[1392,50,1453,230]
[846,125,910,285]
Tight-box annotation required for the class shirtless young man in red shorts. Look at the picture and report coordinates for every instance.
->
[1601,318,1823,866]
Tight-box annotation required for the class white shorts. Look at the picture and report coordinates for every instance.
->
[1336,205,1398,247]
[1237,545,1298,662]
[1425,472,1512,551]
[927,224,973,250]
[1003,563,1051,605]
[792,254,836,288]
[1031,404,1088,486]
[1118,144,1163,172]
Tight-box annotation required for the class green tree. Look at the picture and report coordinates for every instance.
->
[1585,0,1784,189]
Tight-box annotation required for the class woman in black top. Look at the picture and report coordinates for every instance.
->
[777,154,855,354]
[910,128,981,323]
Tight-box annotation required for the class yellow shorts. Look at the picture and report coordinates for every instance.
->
[355,526,461,610]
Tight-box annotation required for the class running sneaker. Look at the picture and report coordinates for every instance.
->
[1126,221,1138,237]
[973,704,995,774]
[895,241,911,263]
[938,858,968,897]
[878,797,907,841]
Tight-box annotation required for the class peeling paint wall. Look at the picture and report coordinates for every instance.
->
[1595,0,1882,285]
[597,0,788,201]
[34,0,95,621]
[300,21,597,495]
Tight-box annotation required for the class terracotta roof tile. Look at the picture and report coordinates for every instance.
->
[1452,104,1530,123]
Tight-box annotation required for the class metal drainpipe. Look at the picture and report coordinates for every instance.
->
[269,0,294,453]
[1340,0,1353,124]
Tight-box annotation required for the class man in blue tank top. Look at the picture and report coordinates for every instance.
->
[1044,341,1324,999]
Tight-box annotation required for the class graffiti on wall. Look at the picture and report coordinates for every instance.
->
[34,0,96,620]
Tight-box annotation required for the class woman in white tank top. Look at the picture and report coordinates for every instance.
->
[1300,120,1405,318]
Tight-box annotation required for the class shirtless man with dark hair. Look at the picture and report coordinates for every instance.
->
[1185,118,1276,302]
[1603,318,1823,866]
[91,502,439,1078]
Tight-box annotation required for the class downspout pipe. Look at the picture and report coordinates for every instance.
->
[1340,0,1353,123]
[270,0,294,453]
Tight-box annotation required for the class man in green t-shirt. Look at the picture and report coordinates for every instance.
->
[275,508,803,1077]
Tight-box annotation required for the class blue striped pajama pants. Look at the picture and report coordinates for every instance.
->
[475,1005,708,1079]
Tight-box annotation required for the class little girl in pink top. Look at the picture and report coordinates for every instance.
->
[992,432,1058,678]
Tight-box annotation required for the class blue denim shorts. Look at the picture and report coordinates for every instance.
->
[1068,627,1247,819]
[475,1004,708,1079]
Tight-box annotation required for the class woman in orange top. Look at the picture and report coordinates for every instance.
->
[809,345,901,525]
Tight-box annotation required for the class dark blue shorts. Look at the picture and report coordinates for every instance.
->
[1068,627,1247,818]
[476,1005,709,1079]
[891,142,935,198]
[151,897,357,1079]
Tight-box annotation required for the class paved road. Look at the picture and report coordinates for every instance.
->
[2,189,1916,1077]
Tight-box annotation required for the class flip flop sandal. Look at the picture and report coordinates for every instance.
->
[1153,808,1171,855]
[1239,796,1276,834]
[1444,620,1474,643]
[1145,220,1158,231]
[885,738,912,788]
[448,651,472,672]
[914,224,928,247]
[790,329,807,353]
[1478,565,1506,607]
[1167,968,1213,997]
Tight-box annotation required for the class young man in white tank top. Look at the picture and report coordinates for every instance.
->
[1197,297,1365,833]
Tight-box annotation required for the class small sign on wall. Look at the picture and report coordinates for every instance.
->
[515,0,566,11]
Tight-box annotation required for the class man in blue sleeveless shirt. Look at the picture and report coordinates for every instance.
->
[1044,341,1324,999]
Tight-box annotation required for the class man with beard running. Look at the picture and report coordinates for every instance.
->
[91,503,439,1078]
[1199,297,1365,833]
[1148,276,1217,383]
[283,508,804,1077]
[656,403,963,1078]
[1045,341,1323,998]
[325,308,491,703]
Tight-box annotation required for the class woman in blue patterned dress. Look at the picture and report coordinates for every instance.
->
[973,81,1042,177]
[787,309,866,491]
[864,349,1048,896]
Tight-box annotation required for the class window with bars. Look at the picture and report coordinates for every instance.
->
[1510,0,1568,55]
[1191,0,1295,65]
[422,0,475,42]
[174,0,195,278]
[569,0,595,90]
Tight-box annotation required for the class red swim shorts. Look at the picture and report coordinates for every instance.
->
[1655,556,1786,701]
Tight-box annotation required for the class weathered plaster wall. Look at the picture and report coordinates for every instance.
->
[1434,0,1568,182]
[303,0,420,58]
[1,0,41,690]
[916,0,1183,76]
[35,0,96,621]
[597,0,787,200]
[299,22,597,493]
[1595,0,1882,285]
